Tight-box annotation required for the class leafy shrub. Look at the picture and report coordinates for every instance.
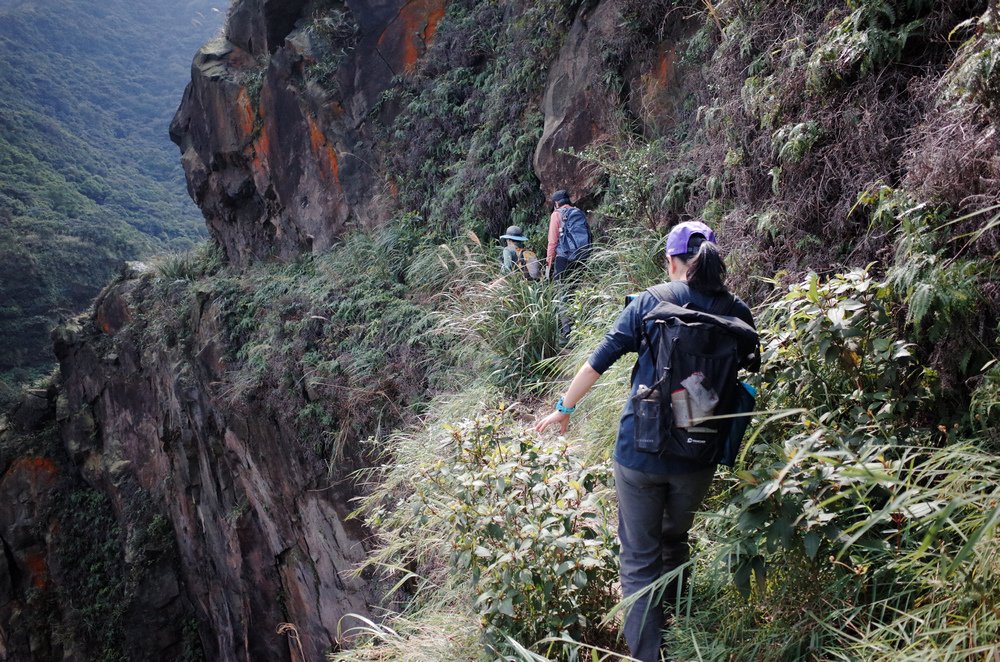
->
[660,268,999,659]
[942,8,1000,116]
[692,435,1000,660]
[888,197,985,341]
[402,412,620,659]
[770,121,822,165]
[806,0,932,91]
[756,268,933,439]
[576,141,670,227]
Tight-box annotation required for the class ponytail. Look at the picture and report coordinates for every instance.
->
[685,239,727,294]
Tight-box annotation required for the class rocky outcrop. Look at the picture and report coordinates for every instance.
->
[171,0,447,266]
[1,266,375,661]
[60,274,371,661]
[533,1,621,203]
[172,0,693,259]
[533,0,698,203]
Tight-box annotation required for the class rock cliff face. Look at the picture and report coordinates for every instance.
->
[1,1,694,659]
[1,267,373,661]
[170,0,448,265]
[64,275,371,661]
[534,1,697,203]
[170,0,691,260]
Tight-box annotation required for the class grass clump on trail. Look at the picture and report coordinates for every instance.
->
[441,241,563,393]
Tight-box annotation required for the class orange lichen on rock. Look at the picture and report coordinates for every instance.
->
[423,2,446,47]
[655,47,677,88]
[25,551,49,589]
[306,113,340,185]
[247,99,271,180]
[236,87,256,140]
[8,456,58,484]
[378,0,448,73]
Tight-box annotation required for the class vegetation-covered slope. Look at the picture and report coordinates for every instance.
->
[0,0,222,400]
[320,1,999,659]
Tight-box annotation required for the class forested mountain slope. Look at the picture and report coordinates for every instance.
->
[0,1,997,661]
[0,0,223,401]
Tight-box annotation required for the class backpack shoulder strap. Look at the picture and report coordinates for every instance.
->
[649,282,735,315]
[646,281,690,306]
[706,291,737,317]
[634,282,687,385]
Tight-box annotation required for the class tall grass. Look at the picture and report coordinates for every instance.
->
[439,240,563,393]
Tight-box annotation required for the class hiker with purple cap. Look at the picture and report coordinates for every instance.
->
[535,220,760,662]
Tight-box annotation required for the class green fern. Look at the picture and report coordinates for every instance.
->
[807,0,933,90]
[771,121,822,164]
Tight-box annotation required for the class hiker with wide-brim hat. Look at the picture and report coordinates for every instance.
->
[500,225,541,280]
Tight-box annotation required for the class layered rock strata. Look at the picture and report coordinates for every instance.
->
[170,0,448,265]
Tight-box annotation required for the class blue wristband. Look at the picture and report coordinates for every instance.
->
[555,397,576,414]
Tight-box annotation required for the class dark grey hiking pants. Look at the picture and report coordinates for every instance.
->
[552,256,582,339]
[614,461,716,662]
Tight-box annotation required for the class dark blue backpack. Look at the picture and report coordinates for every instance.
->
[556,206,592,262]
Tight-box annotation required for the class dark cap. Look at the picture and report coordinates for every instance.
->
[551,190,571,205]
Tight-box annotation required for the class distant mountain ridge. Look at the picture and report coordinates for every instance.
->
[0,0,223,400]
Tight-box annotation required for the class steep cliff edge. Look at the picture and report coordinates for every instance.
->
[169,0,449,265]
[1,264,373,661]
[0,234,445,659]
[2,1,462,656]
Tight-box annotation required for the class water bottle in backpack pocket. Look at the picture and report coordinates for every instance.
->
[633,384,664,453]
[660,336,739,465]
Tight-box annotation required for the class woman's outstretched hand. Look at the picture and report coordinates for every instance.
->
[534,410,570,434]
[534,364,601,436]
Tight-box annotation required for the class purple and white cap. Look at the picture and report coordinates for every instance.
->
[665,221,717,257]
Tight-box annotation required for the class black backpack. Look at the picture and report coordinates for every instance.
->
[633,284,759,465]
[556,206,592,262]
